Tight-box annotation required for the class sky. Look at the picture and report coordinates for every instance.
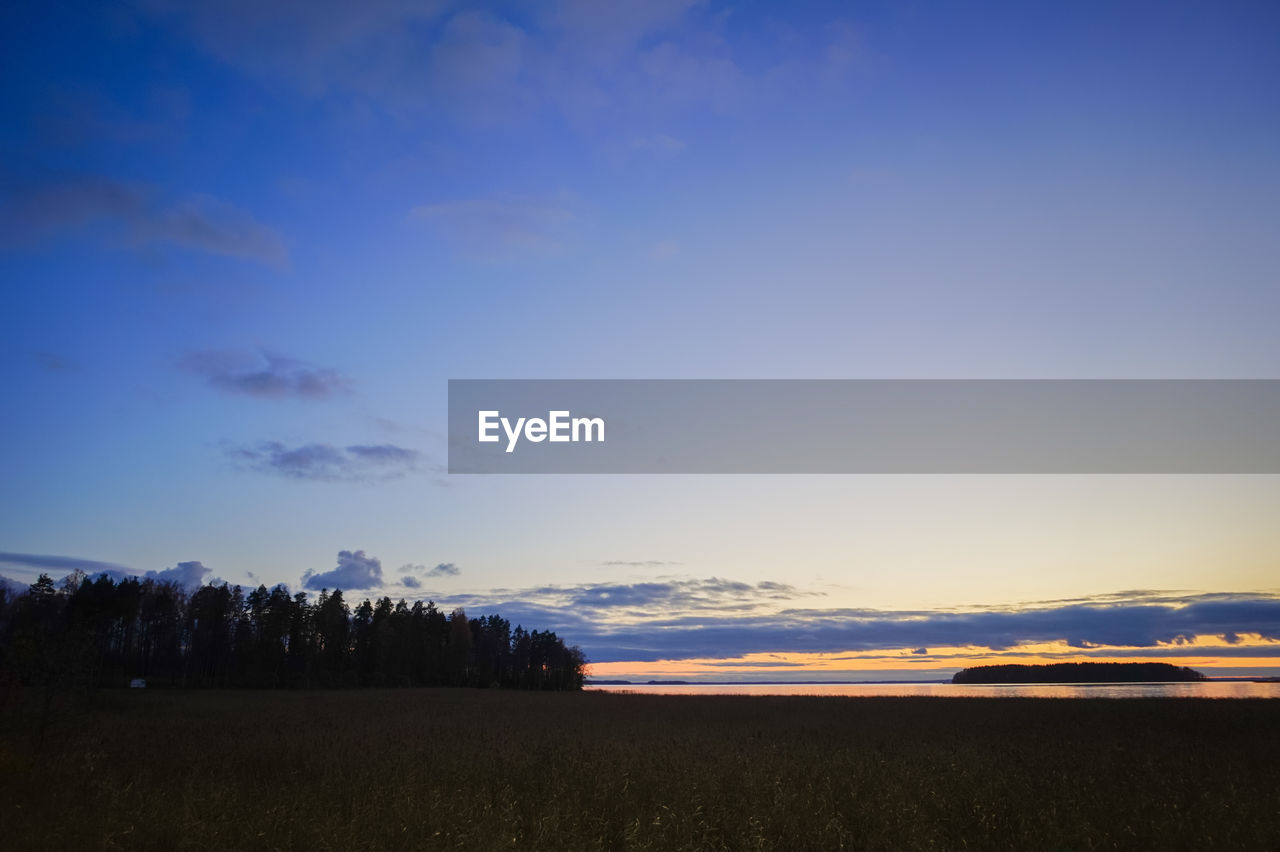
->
[2,0,1279,680]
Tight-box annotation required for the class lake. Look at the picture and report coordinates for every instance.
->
[586,681,1280,698]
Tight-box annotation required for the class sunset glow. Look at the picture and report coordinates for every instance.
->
[588,635,1280,681]
[3,0,1279,679]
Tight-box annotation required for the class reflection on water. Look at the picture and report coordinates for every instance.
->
[586,681,1280,698]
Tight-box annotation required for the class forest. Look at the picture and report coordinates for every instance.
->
[0,572,586,690]
[952,661,1206,684]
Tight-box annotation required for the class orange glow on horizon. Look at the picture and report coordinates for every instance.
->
[585,634,1280,679]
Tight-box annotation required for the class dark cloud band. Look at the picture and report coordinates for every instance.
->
[422,584,1280,664]
[183,350,347,399]
[227,441,423,482]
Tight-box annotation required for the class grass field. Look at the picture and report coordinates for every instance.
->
[2,689,1277,850]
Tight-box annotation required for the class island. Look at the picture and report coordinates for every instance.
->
[952,662,1205,684]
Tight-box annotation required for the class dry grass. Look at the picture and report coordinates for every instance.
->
[2,688,1278,850]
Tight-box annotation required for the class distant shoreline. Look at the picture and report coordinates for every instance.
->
[587,674,1280,686]
[952,662,1204,684]
[586,677,1278,686]
[585,679,955,686]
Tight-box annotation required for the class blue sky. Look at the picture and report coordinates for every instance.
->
[2,0,1279,678]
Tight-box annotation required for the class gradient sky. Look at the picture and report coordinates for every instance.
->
[3,0,1279,679]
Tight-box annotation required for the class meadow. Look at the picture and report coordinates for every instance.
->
[1,688,1277,850]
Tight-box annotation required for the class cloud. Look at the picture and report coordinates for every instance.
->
[144,0,804,126]
[0,175,286,265]
[636,41,745,113]
[0,554,212,591]
[602,560,682,568]
[148,561,213,588]
[576,593,1280,663]
[819,21,863,81]
[408,582,1280,664]
[302,550,383,591]
[347,444,419,464]
[91,561,213,591]
[548,0,702,67]
[37,86,187,149]
[701,659,806,668]
[183,350,348,398]
[0,551,133,575]
[439,577,816,626]
[426,12,534,122]
[143,0,452,100]
[630,134,685,154]
[142,194,288,264]
[411,195,575,258]
[31,351,74,372]
[569,577,805,610]
[403,562,460,577]
[227,441,423,482]
[0,174,144,234]
[398,562,460,588]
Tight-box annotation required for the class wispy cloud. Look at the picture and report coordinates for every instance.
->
[402,583,1280,664]
[411,195,575,258]
[0,174,142,234]
[227,441,424,482]
[184,350,348,399]
[636,41,745,113]
[630,134,685,155]
[1,175,287,265]
[0,551,132,576]
[602,560,682,568]
[302,549,383,591]
[440,577,818,624]
[31,351,74,372]
[0,554,212,590]
[37,86,189,148]
[146,1,855,127]
[144,194,288,265]
[402,562,460,577]
[346,445,419,464]
[399,561,459,589]
[578,593,1280,663]
[143,0,453,101]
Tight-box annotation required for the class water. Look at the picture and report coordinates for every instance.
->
[585,681,1280,698]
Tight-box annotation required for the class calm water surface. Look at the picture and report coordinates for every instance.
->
[586,681,1280,698]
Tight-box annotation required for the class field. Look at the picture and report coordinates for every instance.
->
[2,689,1278,850]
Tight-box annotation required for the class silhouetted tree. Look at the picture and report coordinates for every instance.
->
[0,575,586,692]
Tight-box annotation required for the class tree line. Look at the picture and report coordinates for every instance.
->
[0,572,586,691]
[952,662,1205,684]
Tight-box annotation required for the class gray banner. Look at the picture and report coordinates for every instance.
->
[447,380,1280,473]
